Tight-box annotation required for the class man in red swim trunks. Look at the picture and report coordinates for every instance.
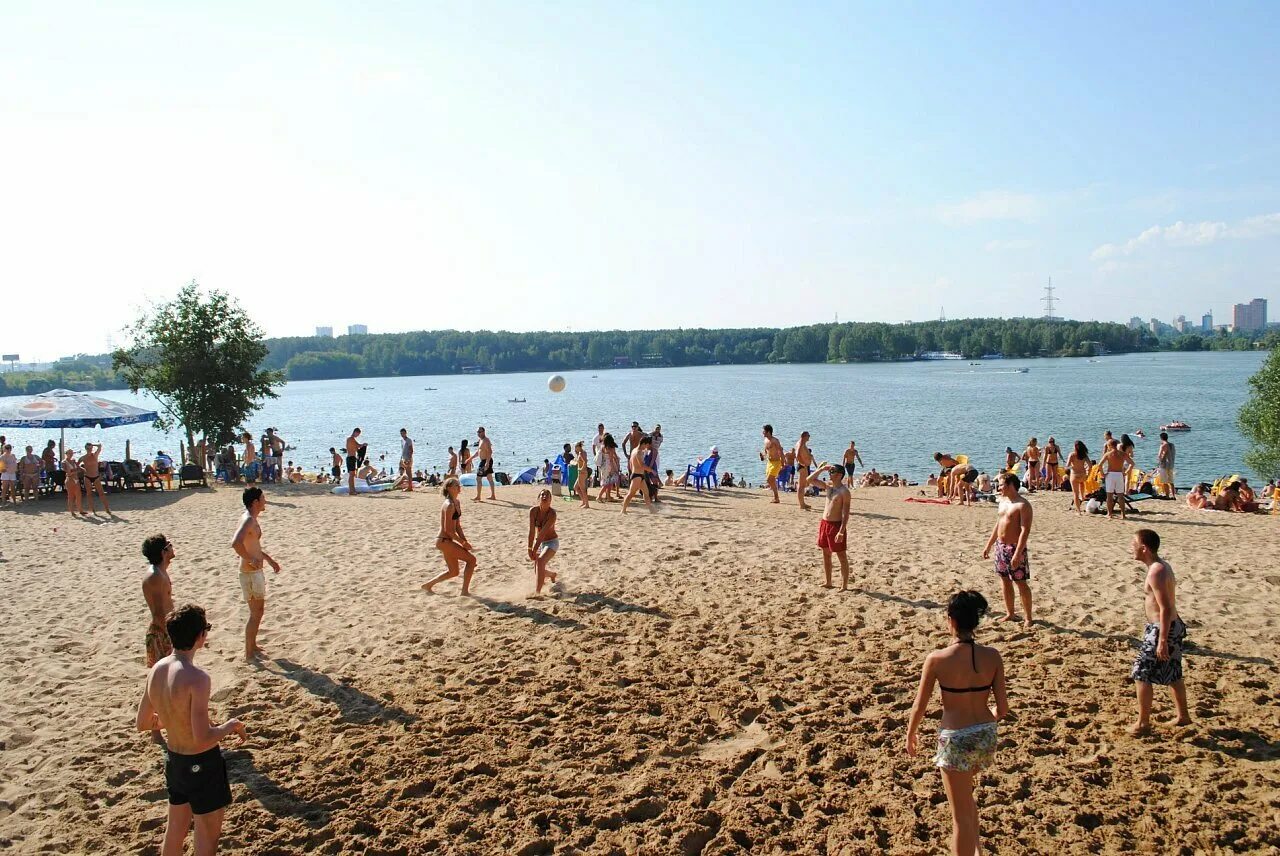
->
[810,464,852,590]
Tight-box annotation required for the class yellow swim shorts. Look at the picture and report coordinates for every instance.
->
[765,459,783,480]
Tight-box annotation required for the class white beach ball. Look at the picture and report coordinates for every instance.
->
[547,374,567,393]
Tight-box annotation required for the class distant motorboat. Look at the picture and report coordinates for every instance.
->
[362,386,375,390]
[424,387,438,391]
[591,375,599,378]
[1015,368,1029,373]
[1160,421,1191,432]
[508,398,527,403]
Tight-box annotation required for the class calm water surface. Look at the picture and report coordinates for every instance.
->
[3,351,1267,484]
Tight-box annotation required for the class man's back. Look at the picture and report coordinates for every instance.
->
[147,658,207,754]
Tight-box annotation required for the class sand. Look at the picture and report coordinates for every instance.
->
[0,481,1278,854]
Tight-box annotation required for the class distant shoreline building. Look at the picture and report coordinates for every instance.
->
[1232,299,1267,333]
[1201,311,1213,332]
[315,326,333,338]
[347,324,369,336]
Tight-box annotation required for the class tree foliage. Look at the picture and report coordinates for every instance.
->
[112,282,284,452]
[261,318,1159,379]
[1239,347,1280,478]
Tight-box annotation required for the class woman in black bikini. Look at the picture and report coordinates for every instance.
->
[906,591,1009,856]
[422,478,475,595]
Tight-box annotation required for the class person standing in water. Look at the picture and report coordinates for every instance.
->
[906,590,1008,856]
[423,477,475,595]
[982,473,1033,628]
[527,489,559,594]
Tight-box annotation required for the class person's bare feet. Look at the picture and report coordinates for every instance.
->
[1129,721,1151,737]
[821,583,834,589]
[1171,716,1193,727]
[422,582,436,593]
[839,584,848,592]
[1023,619,1034,629]
[1001,613,1018,623]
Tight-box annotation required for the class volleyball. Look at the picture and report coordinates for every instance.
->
[547,374,567,393]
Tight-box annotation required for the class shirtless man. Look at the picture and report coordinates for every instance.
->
[622,422,643,461]
[809,464,851,590]
[135,604,246,855]
[344,428,361,497]
[447,446,458,477]
[1129,529,1190,735]
[241,433,258,484]
[473,427,496,501]
[621,436,656,513]
[527,489,559,594]
[982,473,1033,628]
[328,447,342,484]
[231,487,281,661]
[1100,439,1134,519]
[81,442,111,515]
[760,425,785,504]
[1004,447,1018,473]
[794,431,815,510]
[141,534,176,744]
[399,428,414,492]
[842,441,864,481]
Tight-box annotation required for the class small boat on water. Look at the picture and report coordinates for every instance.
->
[424,387,438,391]
[362,386,375,390]
[508,398,527,403]
[1015,368,1029,373]
[1160,421,1191,432]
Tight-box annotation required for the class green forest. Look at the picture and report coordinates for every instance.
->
[2,319,1274,393]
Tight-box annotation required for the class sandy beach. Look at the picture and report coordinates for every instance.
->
[1,481,1277,854]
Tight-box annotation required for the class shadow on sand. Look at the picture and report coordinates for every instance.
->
[224,749,332,827]
[473,596,584,630]
[570,591,669,618]
[271,658,417,725]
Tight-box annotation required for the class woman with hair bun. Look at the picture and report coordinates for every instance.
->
[906,590,1009,856]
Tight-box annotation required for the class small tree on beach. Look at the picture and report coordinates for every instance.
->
[113,282,284,460]
[1238,347,1280,478]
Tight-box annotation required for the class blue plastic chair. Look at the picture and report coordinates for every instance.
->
[683,457,718,492]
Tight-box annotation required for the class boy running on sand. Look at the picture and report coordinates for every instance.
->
[810,464,851,590]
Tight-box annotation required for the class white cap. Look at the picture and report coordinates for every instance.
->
[710,446,719,454]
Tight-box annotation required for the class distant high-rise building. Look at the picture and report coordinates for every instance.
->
[1232,298,1268,333]
[1148,318,1160,336]
[1173,315,1187,333]
[1201,311,1213,332]
[348,324,369,336]
[315,326,333,338]
[1128,316,1145,331]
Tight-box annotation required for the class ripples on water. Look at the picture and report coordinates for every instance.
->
[2,351,1267,484]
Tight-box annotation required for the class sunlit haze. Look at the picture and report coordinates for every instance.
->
[3,2,1278,362]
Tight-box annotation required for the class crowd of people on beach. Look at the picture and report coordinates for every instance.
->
[3,412,1240,854]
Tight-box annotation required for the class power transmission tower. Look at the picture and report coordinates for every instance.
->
[1042,277,1059,320]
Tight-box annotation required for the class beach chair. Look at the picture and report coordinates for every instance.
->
[179,464,208,489]
[684,457,718,492]
[122,459,163,491]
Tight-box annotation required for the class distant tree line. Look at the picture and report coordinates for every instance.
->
[3,318,1275,394]
[264,318,1159,379]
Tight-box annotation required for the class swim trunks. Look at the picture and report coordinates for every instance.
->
[1104,472,1126,494]
[765,459,782,480]
[165,747,232,815]
[145,623,172,667]
[537,538,559,556]
[992,540,1029,581]
[331,465,340,480]
[239,569,267,602]
[934,721,997,772]
[816,518,847,552]
[1131,617,1187,685]
[477,458,494,478]
[346,455,358,473]
[962,468,980,484]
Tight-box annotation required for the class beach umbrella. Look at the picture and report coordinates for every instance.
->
[0,388,159,459]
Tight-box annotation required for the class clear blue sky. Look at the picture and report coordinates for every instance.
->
[2,1,1278,361]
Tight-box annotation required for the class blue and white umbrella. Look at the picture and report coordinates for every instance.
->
[0,388,158,458]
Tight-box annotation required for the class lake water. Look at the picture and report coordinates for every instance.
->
[1,351,1269,484]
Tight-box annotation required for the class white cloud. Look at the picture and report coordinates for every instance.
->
[1092,212,1280,261]
[936,190,1042,225]
[983,238,1034,252]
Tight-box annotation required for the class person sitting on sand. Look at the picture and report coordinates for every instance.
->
[136,604,246,855]
[1129,529,1191,735]
[906,590,1008,856]
[423,477,475,595]
[1185,483,1208,510]
[1212,483,1240,512]
[527,489,559,594]
[927,473,938,487]
[1236,479,1259,512]
[809,463,851,590]
[976,472,993,494]
[982,473,1033,628]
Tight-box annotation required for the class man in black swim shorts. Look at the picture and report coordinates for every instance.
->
[136,604,247,854]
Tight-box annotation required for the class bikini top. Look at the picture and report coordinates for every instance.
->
[447,500,460,521]
[939,639,992,694]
